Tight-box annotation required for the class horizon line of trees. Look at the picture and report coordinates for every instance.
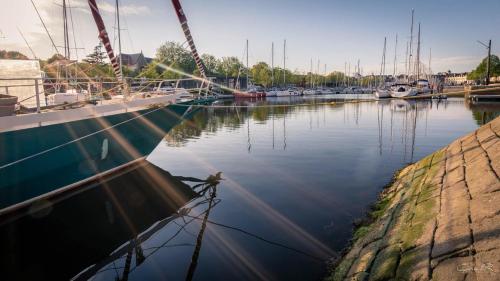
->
[5,41,498,87]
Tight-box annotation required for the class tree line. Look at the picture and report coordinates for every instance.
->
[2,41,376,87]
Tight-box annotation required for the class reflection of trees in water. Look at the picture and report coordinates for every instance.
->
[164,102,343,146]
[464,99,500,126]
[472,111,500,126]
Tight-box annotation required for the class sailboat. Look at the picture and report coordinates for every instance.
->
[265,42,278,97]
[303,59,317,95]
[275,40,301,96]
[413,23,432,95]
[0,0,214,212]
[390,10,418,98]
[375,37,391,98]
[233,40,265,98]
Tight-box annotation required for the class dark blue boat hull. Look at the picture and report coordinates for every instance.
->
[0,100,210,210]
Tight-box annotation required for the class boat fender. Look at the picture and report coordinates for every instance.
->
[101,138,109,160]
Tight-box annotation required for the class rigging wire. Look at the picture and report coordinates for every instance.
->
[67,0,79,61]
[30,0,60,55]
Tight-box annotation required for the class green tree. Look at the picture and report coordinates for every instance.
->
[467,55,500,82]
[0,50,28,60]
[217,56,245,78]
[251,62,272,86]
[156,41,195,75]
[83,42,107,65]
[160,61,183,79]
[201,54,220,76]
[137,61,161,79]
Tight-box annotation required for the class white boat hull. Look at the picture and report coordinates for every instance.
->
[275,90,301,97]
[302,89,317,95]
[374,89,391,98]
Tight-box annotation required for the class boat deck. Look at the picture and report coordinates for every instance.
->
[0,94,181,133]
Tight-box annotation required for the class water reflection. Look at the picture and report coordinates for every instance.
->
[165,97,495,163]
[3,96,500,281]
[0,159,327,281]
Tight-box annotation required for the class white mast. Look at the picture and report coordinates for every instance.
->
[310,58,313,88]
[357,59,360,86]
[283,39,286,86]
[408,9,414,81]
[62,0,70,59]
[271,42,274,87]
[379,37,387,86]
[324,64,327,88]
[415,23,421,80]
[428,48,432,79]
[116,0,123,81]
[246,39,249,89]
[393,34,398,77]
[344,62,347,86]
[404,41,409,81]
[317,59,320,87]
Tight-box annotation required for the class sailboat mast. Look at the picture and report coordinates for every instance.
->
[62,0,70,59]
[171,0,206,78]
[324,64,327,87]
[271,42,274,87]
[317,59,320,87]
[283,39,286,86]
[348,62,351,87]
[310,59,313,88]
[344,62,347,87]
[393,34,398,77]
[380,37,387,86]
[357,59,360,86]
[428,48,432,77]
[246,39,249,89]
[404,41,409,81]
[408,9,414,81]
[88,0,122,81]
[116,0,123,81]
[416,23,421,80]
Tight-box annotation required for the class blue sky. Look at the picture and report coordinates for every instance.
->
[2,0,500,73]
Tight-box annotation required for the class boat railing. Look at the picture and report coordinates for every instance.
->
[0,77,214,114]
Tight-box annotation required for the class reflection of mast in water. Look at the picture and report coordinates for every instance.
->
[390,104,394,153]
[410,103,418,162]
[309,110,313,130]
[424,101,429,136]
[74,169,329,281]
[402,106,408,162]
[377,103,384,155]
[247,111,251,153]
[283,111,287,150]
[323,105,326,126]
[272,107,275,149]
[185,186,217,281]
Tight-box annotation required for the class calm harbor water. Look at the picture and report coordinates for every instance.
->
[1,96,499,281]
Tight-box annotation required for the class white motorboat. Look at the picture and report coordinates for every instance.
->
[302,89,317,95]
[318,88,334,95]
[342,86,364,94]
[390,84,418,98]
[415,79,432,94]
[276,88,301,96]
[374,88,391,98]
[265,88,278,97]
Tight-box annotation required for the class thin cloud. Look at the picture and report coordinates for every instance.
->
[67,0,151,16]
